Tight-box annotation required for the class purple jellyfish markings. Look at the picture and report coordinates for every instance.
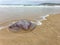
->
[9,20,36,32]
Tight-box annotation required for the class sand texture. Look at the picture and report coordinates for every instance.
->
[0,14,60,45]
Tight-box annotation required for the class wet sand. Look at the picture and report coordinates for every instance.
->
[0,14,60,45]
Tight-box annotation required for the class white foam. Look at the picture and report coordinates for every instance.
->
[0,26,8,30]
[32,14,50,26]
[31,21,42,25]
[0,5,60,7]
[41,14,49,20]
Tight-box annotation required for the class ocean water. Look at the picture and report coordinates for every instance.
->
[0,6,60,30]
[0,6,60,21]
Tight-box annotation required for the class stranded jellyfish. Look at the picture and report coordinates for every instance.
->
[8,20,36,32]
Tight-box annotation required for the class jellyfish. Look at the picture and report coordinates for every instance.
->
[8,20,36,32]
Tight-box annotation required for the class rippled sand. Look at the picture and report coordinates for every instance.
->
[0,14,60,45]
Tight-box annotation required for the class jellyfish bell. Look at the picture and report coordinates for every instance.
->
[8,23,21,32]
[8,19,36,32]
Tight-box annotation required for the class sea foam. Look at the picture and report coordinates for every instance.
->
[31,14,49,25]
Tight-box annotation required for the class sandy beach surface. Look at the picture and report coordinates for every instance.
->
[0,14,60,45]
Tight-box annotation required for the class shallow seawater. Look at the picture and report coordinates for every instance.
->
[0,6,60,23]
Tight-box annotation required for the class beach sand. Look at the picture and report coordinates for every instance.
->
[0,14,60,45]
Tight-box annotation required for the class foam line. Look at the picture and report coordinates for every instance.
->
[32,14,50,26]
[0,26,8,30]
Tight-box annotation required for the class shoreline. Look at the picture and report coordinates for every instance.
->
[0,14,60,45]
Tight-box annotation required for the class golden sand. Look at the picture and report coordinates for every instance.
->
[0,14,60,45]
